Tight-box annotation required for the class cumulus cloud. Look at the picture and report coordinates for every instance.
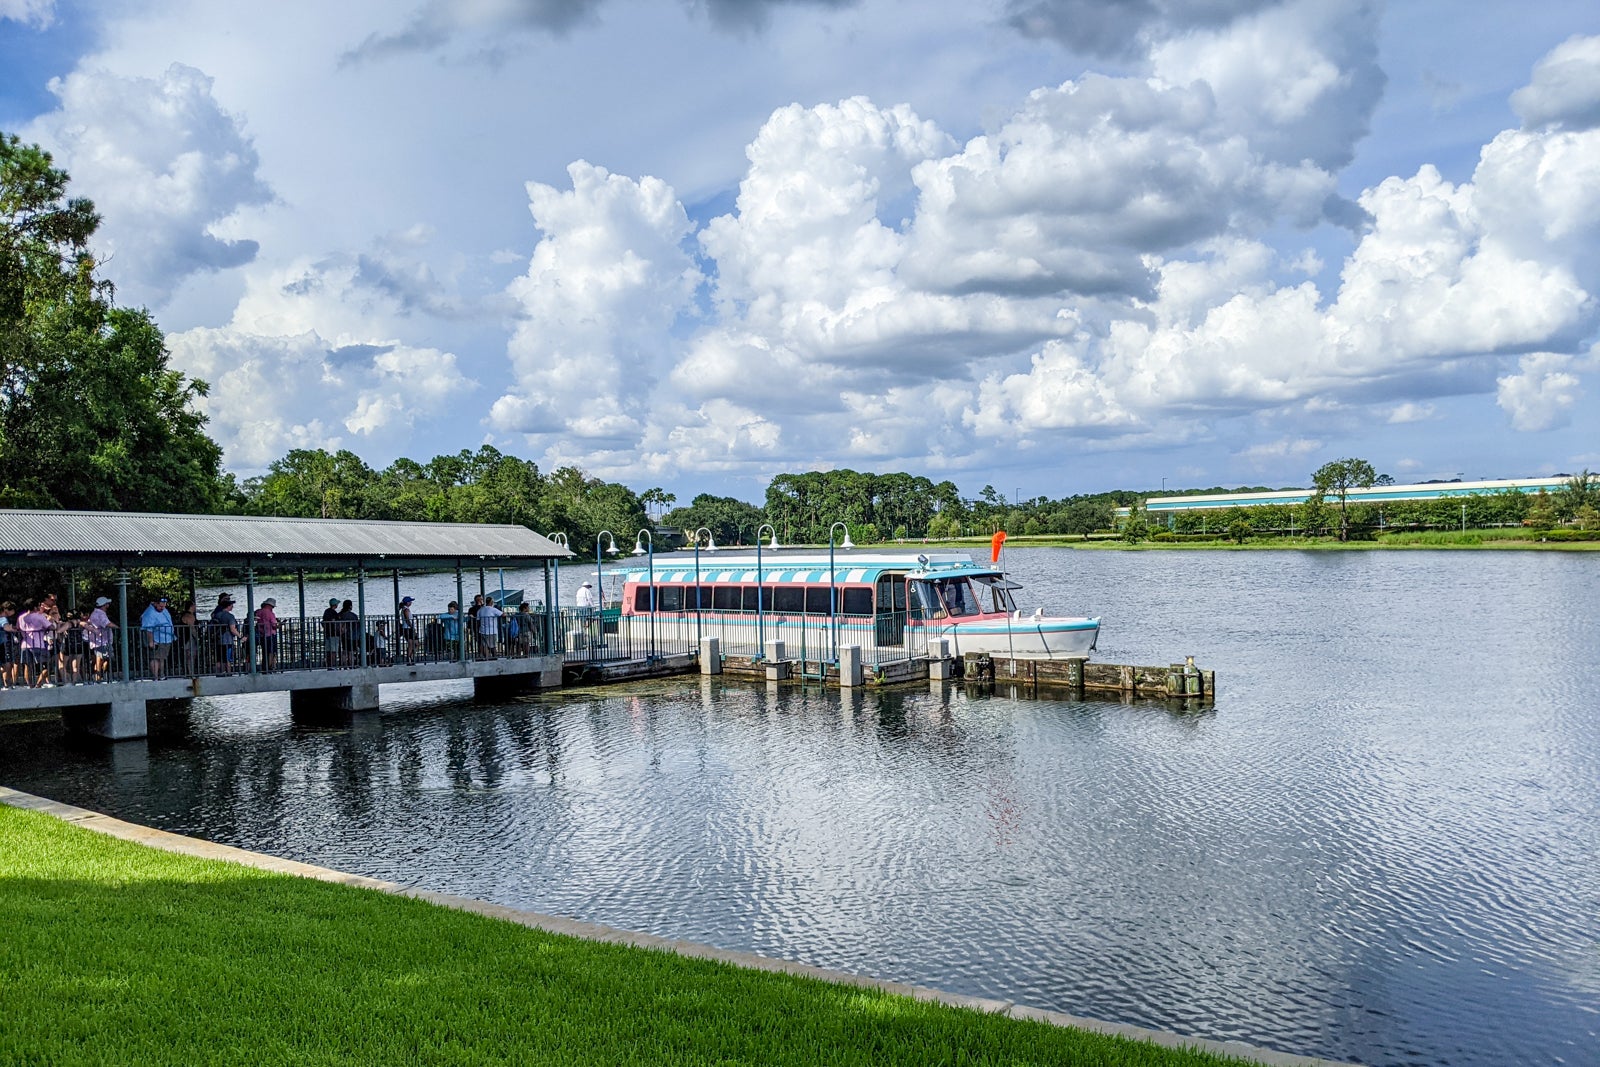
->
[1234,437,1321,467]
[1511,34,1600,131]
[167,256,474,468]
[492,161,701,447]
[1496,353,1584,431]
[24,63,272,309]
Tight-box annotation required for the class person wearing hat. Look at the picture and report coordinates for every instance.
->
[575,581,598,610]
[86,595,116,682]
[140,594,176,680]
[322,597,343,668]
[254,597,280,673]
[210,594,239,676]
[397,596,418,664]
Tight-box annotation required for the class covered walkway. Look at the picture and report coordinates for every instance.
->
[0,510,573,738]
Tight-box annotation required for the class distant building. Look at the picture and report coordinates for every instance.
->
[1131,477,1567,519]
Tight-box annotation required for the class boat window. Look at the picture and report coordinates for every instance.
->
[772,586,804,613]
[841,587,872,616]
[971,576,1018,613]
[713,586,742,612]
[804,587,834,614]
[908,580,936,620]
[658,585,684,612]
[741,586,772,612]
[937,579,981,618]
[632,586,652,612]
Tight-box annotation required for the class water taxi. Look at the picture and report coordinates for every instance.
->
[605,548,1099,660]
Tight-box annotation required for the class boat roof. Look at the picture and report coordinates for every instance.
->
[604,549,1003,585]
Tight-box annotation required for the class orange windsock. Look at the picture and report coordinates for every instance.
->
[991,530,1007,562]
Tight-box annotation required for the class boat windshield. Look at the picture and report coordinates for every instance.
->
[971,575,1019,614]
[910,577,982,620]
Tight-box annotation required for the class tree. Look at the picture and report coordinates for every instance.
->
[1,133,225,512]
[661,494,765,545]
[1560,469,1597,520]
[1311,458,1377,541]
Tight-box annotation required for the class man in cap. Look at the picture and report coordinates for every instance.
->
[86,595,116,682]
[210,594,239,676]
[322,597,342,668]
[575,581,598,610]
[140,594,175,680]
[254,597,280,673]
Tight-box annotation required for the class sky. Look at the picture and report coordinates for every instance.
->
[2,0,1598,503]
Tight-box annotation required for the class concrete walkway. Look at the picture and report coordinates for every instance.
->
[0,786,1361,1067]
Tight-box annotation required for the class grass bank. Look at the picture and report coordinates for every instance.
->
[0,803,1250,1066]
[913,531,1600,551]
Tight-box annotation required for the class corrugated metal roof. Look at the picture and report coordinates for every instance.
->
[0,509,573,566]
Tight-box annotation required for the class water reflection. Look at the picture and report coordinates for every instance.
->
[2,549,1597,1067]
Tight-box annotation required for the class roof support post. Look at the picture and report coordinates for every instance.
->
[542,559,553,655]
[392,567,400,627]
[116,570,130,683]
[297,569,306,671]
[66,569,76,613]
[357,561,368,669]
[456,561,466,665]
[245,561,258,677]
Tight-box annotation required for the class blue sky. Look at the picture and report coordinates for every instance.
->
[4,0,1598,501]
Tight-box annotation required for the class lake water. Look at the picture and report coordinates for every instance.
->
[2,548,1596,1067]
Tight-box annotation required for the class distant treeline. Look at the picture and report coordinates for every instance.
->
[234,447,647,555]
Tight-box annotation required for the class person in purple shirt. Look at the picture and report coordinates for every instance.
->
[17,599,56,687]
[254,598,279,673]
[87,596,115,682]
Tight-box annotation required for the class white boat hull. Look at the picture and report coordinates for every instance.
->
[929,616,1100,660]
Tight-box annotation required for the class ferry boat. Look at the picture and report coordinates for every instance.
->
[605,549,1100,660]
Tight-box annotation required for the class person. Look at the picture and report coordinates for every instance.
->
[17,599,55,687]
[575,581,598,610]
[140,595,175,680]
[0,601,17,688]
[176,600,199,676]
[255,598,279,672]
[440,601,463,661]
[371,620,390,667]
[397,596,417,664]
[513,601,535,656]
[322,597,342,668]
[475,597,503,659]
[86,596,115,682]
[211,594,240,676]
[336,599,359,665]
[57,611,87,684]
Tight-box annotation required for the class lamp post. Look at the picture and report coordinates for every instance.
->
[827,521,854,663]
[548,532,568,653]
[692,526,716,645]
[596,530,621,651]
[633,529,655,659]
[756,522,780,653]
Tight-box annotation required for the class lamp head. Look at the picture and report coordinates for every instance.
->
[840,532,855,550]
[632,536,647,556]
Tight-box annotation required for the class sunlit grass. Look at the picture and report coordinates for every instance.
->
[1,805,1252,1065]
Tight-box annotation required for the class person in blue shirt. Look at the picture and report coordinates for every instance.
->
[140,595,176,680]
[440,601,463,660]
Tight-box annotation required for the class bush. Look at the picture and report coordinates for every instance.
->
[1536,529,1600,542]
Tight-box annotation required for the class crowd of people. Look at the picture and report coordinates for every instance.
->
[0,589,548,688]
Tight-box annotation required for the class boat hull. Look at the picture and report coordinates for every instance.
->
[928,616,1100,660]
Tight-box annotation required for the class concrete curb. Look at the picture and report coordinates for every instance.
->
[1,786,1360,1067]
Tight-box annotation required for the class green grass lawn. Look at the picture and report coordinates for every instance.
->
[0,805,1251,1066]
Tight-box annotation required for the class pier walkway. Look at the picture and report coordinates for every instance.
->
[0,510,573,739]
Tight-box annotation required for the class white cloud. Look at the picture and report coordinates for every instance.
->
[1496,353,1584,431]
[1511,34,1600,130]
[1234,437,1321,466]
[167,256,474,468]
[492,161,702,447]
[0,0,52,26]
[25,63,272,309]
[1387,402,1436,424]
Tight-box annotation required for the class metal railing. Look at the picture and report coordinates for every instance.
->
[0,609,554,690]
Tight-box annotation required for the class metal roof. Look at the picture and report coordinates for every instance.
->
[0,510,574,568]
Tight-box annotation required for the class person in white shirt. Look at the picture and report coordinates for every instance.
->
[475,601,503,659]
[575,581,597,610]
[87,596,116,682]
